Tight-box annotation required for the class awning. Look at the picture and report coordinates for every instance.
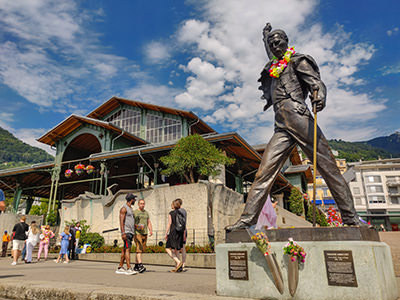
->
[312,199,336,205]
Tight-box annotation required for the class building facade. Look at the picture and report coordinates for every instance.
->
[347,158,400,231]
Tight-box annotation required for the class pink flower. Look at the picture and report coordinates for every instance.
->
[301,259,305,263]
[291,257,296,262]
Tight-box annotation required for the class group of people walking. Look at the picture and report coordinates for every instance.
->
[3,194,187,273]
[117,193,187,275]
[8,216,55,265]
[4,216,82,265]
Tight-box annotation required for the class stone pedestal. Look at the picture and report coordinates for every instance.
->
[217,228,398,300]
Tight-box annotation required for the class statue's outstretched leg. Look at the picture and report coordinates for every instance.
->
[226,131,295,232]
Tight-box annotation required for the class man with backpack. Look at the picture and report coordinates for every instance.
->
[11,215,29,265]
[165,199,186,272]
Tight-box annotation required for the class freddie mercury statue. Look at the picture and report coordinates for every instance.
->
[226,24,360,231]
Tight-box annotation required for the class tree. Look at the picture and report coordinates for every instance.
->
[160,134,235,183]
[288,187,304,216]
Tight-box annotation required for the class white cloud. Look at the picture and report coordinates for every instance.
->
[144,41,171,64]
[124,82,181,107]
[175,57,225,109]
[14,128,55,156]
[0,0,143,111]
[387,27,399,36]
[174,0,385,143]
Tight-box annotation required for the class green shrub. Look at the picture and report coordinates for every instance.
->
[288,187,304,216]
[79,232,105,249]
[306,205,329,227]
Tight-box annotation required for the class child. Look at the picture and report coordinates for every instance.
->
[55,226,71,264]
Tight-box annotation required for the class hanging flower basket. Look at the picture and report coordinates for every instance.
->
[65,169,73,178]
[86,165,95,174]
[74,164,85,176]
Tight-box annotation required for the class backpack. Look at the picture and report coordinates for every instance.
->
[175,210,186,233]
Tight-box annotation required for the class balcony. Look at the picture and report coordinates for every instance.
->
[386,179,400,187]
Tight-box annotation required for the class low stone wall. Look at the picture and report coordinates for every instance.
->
[61,182,245,247]
[78,252,216,268]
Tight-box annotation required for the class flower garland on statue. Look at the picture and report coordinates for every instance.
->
[269,47,296,78]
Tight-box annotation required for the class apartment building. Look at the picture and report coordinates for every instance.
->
[347,158,400,231]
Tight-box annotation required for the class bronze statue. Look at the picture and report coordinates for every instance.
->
[227,24,359,231]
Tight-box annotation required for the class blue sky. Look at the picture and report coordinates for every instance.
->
[0,0,399,154]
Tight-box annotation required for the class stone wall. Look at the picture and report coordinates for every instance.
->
[60,181,245,246]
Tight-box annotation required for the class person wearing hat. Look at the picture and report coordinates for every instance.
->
[115,193,137,275]
[2,230,10,257]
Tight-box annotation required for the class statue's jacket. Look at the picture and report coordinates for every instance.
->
[258,53,327,116]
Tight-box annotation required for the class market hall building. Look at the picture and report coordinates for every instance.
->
[0,97,310,230]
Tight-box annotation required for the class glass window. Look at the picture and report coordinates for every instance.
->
[389,187,399,194]
[106,109,141,136]
[366,175,382,183]
[164,117,182,142]
[353,187,360,194]
[354,197,362,205]
[367,185,384,193]
[391,197,400,204]
[368,195,386,204]
[146,114,163,144]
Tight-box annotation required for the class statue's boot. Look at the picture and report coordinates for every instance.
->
[225,219,251,232]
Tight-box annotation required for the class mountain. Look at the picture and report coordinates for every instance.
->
[0,127,54,170]
[363,132,400,156]
[328,139,395,162]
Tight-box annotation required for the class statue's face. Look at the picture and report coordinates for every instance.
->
[268,33,288,59]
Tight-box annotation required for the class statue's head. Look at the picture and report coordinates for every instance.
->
[267,29,289,59]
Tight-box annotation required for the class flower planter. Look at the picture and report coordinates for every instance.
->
[265,253,284,294]
[287,255,299,297]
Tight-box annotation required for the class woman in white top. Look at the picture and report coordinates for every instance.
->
[25,222,40,263]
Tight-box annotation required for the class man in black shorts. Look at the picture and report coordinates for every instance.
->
[116,193,137,275]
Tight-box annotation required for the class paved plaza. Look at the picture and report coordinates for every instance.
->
[0,257,252,300]
[1,256,399,299]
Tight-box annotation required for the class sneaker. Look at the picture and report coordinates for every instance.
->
[137,264,146,273]
[11,262,17,266]
[133,264,139,272]
[125,268,138,275]
[63,261,69,264]
[115,267,126,274]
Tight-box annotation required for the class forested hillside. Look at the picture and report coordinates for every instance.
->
[0,127,54,170]
[328,139,394,162]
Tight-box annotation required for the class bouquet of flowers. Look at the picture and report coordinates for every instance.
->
[327,207,343,227]
[74,163,85,176]
[86,165,95,174]
[251,232,271,256]
[283,238,306,263]
[65,169,73,178]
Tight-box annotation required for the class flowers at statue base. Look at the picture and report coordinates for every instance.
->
[327,207,343,227]
[283,238,306,263]
[65,169,73,178]
[269,47,295,78]
[86,165,95,174]
[74,163,85,176]
[251,232,271,256]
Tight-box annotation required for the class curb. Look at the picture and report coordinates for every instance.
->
[0,279,254,300]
